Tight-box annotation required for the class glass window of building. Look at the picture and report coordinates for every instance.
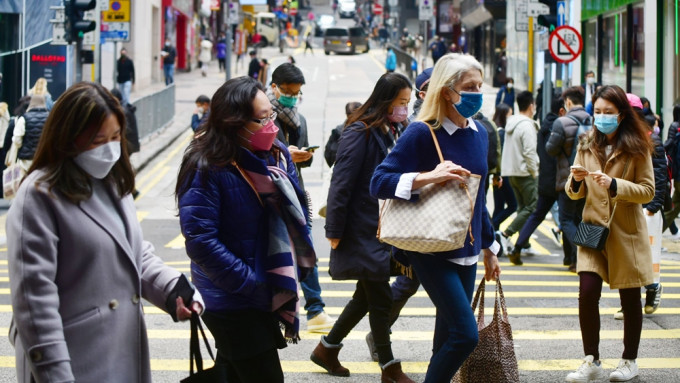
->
[584,20,598,77]
[602,11,628,87]
[630,4,645,97]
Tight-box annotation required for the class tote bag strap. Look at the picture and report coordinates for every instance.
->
[607,157,631,229]
[188,312,216,376]
[425,121,475,245]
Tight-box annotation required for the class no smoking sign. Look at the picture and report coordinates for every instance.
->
[549,25,582,64]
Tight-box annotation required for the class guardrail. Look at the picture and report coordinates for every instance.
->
[387,44,417,82]
[132,84,175,140]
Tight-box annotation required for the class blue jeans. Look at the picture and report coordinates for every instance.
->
[389,274,420,326]
[407,253,479,383]
[163,63,174,85]
[117,80,132,105]
[301,265,325,319]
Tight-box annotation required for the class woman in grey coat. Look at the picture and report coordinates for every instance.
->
[7,82,203,383]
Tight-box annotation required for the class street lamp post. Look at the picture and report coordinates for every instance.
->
[224,0,233,81]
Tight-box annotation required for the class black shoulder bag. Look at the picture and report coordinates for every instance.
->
[572,158,630,251]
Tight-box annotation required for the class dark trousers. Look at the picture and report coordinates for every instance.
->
[506,175,538,235]
[558,191,584,265]
[326,279,394,365]
[201,310,284,383]
[514,193,558,249]
[389,273,421,326]
[579,272,642,360]
[492,176,518,230]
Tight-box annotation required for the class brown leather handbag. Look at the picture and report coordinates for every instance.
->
[452,278,519,383]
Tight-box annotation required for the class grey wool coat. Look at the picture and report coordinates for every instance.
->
[8,170,183,383]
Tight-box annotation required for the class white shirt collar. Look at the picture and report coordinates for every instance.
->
[440,117,478,135]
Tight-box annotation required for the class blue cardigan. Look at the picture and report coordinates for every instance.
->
[370,120,495,259]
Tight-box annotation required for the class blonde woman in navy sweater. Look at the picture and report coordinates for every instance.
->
[370,53,502,383]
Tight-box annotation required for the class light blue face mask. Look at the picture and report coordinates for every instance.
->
[451,90,483,118]
[594,113,620,134]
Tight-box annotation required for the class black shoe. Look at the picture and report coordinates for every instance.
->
[508,250,523,265]
[495,231,505,257]
[551,227,562,244]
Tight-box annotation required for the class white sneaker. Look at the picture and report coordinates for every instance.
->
[609,359,638,382]
[306,311,336,333]
[565,355,606,382]
[614,309,624,320]
[670,232,680,242]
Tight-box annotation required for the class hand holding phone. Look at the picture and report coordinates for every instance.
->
[570,165,588,173]
[304,145,320,152]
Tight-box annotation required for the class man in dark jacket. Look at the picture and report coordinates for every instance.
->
[508,96,564,261]
[267,63,335,332]
[161,38,176,85]
[545,86,591,271]
[116,48,135,105]
[248,50,261,80]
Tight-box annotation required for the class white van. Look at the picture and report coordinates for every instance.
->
[255,12,279,46]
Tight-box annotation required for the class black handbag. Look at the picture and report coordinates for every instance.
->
[180,312,227,383]
[573,222,610,250]
[572,159,630,251]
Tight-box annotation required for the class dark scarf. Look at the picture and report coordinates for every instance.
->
[236,149,315,342]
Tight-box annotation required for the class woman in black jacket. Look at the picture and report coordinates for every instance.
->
[311,73,415,383]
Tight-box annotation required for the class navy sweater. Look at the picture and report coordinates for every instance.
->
[370,120,495,259]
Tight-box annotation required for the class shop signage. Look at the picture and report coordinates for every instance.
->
[549,25,582,63]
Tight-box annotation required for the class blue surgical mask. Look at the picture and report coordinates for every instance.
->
[594,113,620,134]
[452,90,483,118]
[278,94,298,108]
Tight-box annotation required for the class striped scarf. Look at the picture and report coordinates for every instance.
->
[237,151,315,343]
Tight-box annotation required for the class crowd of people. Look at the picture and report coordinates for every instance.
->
[2,37,678,382]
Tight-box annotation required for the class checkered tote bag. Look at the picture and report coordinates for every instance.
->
[377,123,481,253]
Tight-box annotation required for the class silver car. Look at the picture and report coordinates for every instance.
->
[323,27,370,55]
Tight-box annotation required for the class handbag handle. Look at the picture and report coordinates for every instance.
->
[188,312,216,376]
[470,278,509,331]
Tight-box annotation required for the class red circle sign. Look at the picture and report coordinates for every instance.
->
[549,26,583,64]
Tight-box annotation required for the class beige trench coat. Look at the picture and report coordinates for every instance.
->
[565,134,654,289]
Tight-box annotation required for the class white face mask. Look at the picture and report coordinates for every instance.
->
[586,77,595,85]
[74,141,121,179]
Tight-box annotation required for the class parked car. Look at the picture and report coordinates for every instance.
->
[314,14,336,37]
[338,0,356,18]
[323,26,370,55]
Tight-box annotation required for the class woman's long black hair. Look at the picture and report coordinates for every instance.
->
[175,76,265,200]
[346,72,412,130]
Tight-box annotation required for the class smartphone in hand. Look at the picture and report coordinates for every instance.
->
[570,165,588,173]
[304,145,320,152]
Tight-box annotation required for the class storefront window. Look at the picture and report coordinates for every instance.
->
[601,11,627,88]
[584,20,598,76]
[630,5,645,97]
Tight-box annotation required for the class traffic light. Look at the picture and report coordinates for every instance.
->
[537,0,558,32]
[65,0,96,43]
[538,15,558,32]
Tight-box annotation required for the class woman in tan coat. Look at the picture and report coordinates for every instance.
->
[565,85,654,383]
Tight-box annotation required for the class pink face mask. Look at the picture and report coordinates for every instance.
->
[387,105,409,123]
[245,120,279,151]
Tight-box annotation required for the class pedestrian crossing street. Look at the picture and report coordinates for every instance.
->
[0,210,679,381]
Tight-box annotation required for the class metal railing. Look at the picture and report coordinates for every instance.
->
[131,84,175,140]
[387,44,417,81]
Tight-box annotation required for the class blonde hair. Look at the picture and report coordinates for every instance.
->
[0,102,7,116]
[416,53,483,129]
[30,78,49,96]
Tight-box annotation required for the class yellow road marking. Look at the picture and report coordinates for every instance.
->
[136,211,149,222]
[165,233,185,249]
[0,356,677,372]
[135,131,193,190]
[135,166,171,201]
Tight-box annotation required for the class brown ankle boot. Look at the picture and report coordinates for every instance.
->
[310,337,350,377]
[381,359,415,383]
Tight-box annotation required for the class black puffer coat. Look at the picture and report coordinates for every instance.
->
[17,107,49,160]
[643,133,667,214]
[538,112,559,196]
